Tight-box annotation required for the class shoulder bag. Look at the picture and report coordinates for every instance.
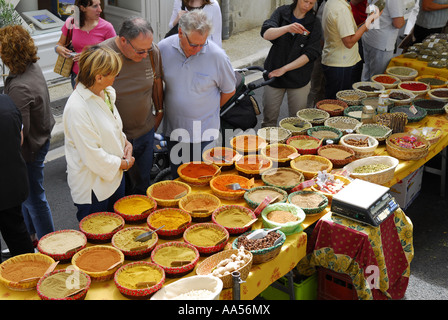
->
[54,18,75,77]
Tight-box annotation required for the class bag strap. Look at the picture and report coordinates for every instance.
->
[65,18,74,47]
[149,49,163,110]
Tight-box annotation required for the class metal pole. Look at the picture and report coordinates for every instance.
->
[232,271,243,300]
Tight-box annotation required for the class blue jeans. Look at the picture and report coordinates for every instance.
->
[322,64,355,100]
[22,140,55,239]
[127,129,154,195]
[75,176,125,222]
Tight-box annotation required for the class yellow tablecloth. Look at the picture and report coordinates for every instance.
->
[388,55,448,79]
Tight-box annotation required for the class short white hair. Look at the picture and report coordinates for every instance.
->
[179,10,213,36]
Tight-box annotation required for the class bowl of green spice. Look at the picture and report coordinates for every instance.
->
[343,156,399,185]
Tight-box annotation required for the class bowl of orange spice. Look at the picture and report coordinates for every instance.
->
[147,180,191,207]
[235,155,273,179]
[177,161,221,187]
[230,134,267,155]
[210,174,253,200]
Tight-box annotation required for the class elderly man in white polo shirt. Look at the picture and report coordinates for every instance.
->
[158,10,236,179]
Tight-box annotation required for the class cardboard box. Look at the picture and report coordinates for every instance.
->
[389,166,423,210]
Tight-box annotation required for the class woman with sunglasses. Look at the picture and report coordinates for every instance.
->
[55,0,116,88]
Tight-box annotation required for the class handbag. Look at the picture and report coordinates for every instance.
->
[164,3,186,38]
[54,18,74,77]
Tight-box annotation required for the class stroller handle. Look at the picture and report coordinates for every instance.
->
[235,66,275,90]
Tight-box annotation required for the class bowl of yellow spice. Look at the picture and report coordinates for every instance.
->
[183,223,229,256]
[37,269,91,300]
[114,195,157,223]
[212,205,257,235]
[151,241,200,277]
[147,208,192,239]
[79,212,125,243]
[114,261,165,299]
[112,227,158,260]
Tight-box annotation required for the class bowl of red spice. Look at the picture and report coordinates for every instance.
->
[371,74,400,89]
[147,208,192,239]
[147,180,191,207]
[210,174,253,200]
[398,81,430,98]
[428,88,448,102]
[202,147,240,171]
[235,154,273,179]
[177,161,221,187]
[230,134,267,155]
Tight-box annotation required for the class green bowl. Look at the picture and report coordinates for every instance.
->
[260,203,306,235]
[287,190,328,216]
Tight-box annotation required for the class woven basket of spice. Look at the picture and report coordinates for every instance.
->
[114,261,165,300]
[179,193,221,222]
[147,180,191,207]
[412,98,447,115]
[353,81,385,97]
[177,162,221,187]
[415,75,447,89]
[37,229,87,263]
[261,167,305,192]
[260,143,298,167]
[340,133,379,158]
[343,156,399,185]
[317,145,356,167]
[386,89,416,106]
[212,205,257,235]
[257,126,291,144]
[235,154,273,179]
[260,203,306,235]
[386,133,430,161]
[324,116,362,133]
[111,227,158,260]
[72,245,124,282]
[371,74,401,89]
[209,174,252,200]
[279,117,312,135]
[288,190,328,216]
[290,155,333,180]
[357,123,393,142]
[202,147,240,171]
[390,105,427,122]
[386,66,418,81]
[307,126,343,144]
[37,269,91,300]
[244,186,288,209]
[286,135,323,154]
[79,212,125,243]
[316,99,349,115]
[344,106,366,121]
[398,81,430,98]
[373,112,408,134]
[113,195,157,223]
[183,223,229,255]
[0,253,56,291]
[428,88,448,102]
[230,134,267,155]
[232,229,286,264]
[147,208,192,240]
[296,108,330,125]
[336,90,367,106]
[151,241,200,278]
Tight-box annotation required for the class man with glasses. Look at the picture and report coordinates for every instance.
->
[100,17,164,195]
[158,10,235,179]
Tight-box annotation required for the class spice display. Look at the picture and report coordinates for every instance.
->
[180,163,217,179]
[262,169,304,186]
[233,135,264,150]
[389,135,426,149]
[39,271,89,298]
[182,197,219,213]
[115,197,154,216]
[265,145,295,159]
[319,148,353,160]
[39,231,85,255]
[290,193,325,209]
[400,82,428,91]
[389,67,414,76]
[211,246,251,277]
[344,137,370,147]
[374,75,397,84]
[389,92,410,100]
[318,103,344,112]
[236,156,271,171]
[1,260,50,282]
[247,189,285,203]
[211,175,249,192]
[418,78,446,86]
[152,246,197,267]
[151,183,188,200]
[339,94,362,102]
[149,210,190,230]
[431,90,448,98]
[116,265,163,289]
[113,228,156,251]
[82,215,122,234]
[391,106,426,120]
[292,159,329,172]
[353,164,391,173]
[266,210,298,224]
[75,248,122,272]
[357,85,378,92]
[281,122,308,131]
[413,99,445,110]
[359,125,391,137]
[236,231,281,251]
[289,138,321,149]
[206,148,236,163]
[373,113,407,133]
[184,226,226,247]
[347,110,363,118]
[310,130,339,140]
[214,208,253,228]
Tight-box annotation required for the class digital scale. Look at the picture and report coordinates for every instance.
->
[331,179,399,227]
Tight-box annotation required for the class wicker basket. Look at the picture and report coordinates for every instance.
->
[411,127,442,145]
[177,162,221,187]
[113,195,157,224]
[290,155,333,180]
[344,106,366,121]
[386,133,430,161]
[0,253,56,291]
[386,89,416,106]
[339,133,379,158]
[324,116,362,133]
[343,156,399,185]
[317,145,356,167]
[412,98,447,115]
[390,105,427,122]
[257,127,291,144]
[244,186,288,209]
[232,229,286,264]
[146,180,191,207]
[178,193,221,222]
[202,147,240,171]
[72,245,125,282]
[310,174,352,203]
[211,205,257,235]
[151,242,200,278]
[336,90,367,106]
[183,223,229,255]
[307,126,343,144]
[398,81,430,98]
[261,167,305,192]
[279,117,312,135]
[230,134,267,154]
[373,112,408,134]
[260,143,298,167]
[371,74,401,89]
[209,174,251,200]
[415,75,447,89]
[196,249,253,288]
[353,81,385,97]
[287,190,328,216]
[261,203,306,235]
[37,269,91,300]
[428,88,448,102]
[296,108,330,125]
[386,66,418,81]
[147,208,192,240]
[79,212,125,243]
[111,227,158,260]
[37,230,87,263]
[316,99,348,115]
[235,154,273,179]
[357,123,393,142]
[286,135,323,154]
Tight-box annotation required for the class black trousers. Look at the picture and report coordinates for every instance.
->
[0,205,34,262]
[413,24,444,44]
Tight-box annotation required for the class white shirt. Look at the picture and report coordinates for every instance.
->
[169,0,223,47]
[63,83,126,204]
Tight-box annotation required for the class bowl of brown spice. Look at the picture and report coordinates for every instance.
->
[261,203,306,235]
[179,193,221,222]
[340,133,379,158]
[288,190,328,216]
[147,180,191,207]
[290,155,333,180]
[261,143,299,167]
[202,147,240,171]
[353,81,385,97]
[261,167,305,192]
[317,144,356,167]
[336,90,367,106]
[316,99,349,115]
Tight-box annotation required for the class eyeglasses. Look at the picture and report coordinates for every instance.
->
[126,38,153,55]
[184,32,208,48]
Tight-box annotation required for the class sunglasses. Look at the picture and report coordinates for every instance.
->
[126,38,153,55]
[184,32,208,48]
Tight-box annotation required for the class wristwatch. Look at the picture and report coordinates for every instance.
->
[157,109,164,114]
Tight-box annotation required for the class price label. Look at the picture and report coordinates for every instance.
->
[409,105,418,115]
